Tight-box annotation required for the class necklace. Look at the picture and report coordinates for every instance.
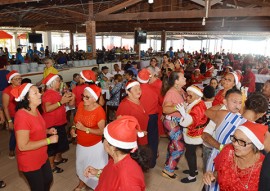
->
[234,154,257,189]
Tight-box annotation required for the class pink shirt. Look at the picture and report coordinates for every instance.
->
[163,87,184,118]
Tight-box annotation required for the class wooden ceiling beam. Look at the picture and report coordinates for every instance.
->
[56,8,88,20]
[95,7,270,21]
[96,0,143,16]
[0,0,39,5]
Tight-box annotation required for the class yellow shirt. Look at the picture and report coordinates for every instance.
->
[43,66,58,78]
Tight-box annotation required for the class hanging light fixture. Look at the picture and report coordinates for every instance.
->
[202,17,206,26]
[148,0,154,4]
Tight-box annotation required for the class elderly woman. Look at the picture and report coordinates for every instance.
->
[12,83,58,191]
[205,92,268,191]
[212,72,240,106]
[2,70,22,159]
[42,74,74,173]
[116,80,149,146]
[70,85,108,191]
[161,71,186,179]
[84,116,151,190]
[203,121,268,191]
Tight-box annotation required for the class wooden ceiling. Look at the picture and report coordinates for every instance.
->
[1,0,270,34]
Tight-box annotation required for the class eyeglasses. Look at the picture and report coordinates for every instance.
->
[81,94,90,100]
[230,135,253,147]
[12,78,22,81]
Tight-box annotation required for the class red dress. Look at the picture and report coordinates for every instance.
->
[212,89,225,106]
[191,74,205,84]
[214,144,264,191]
[242,71,255,93]
[116,98,149,145]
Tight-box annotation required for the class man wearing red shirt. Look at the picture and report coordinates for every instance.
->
[242,64,256,93]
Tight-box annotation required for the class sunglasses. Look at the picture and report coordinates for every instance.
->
[12,78,22,81]
[230,135,253,147]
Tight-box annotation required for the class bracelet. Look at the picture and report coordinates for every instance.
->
[219,144,224,151]
[71,125,76,130]
[96,169,102,178]
[46,138,51,145]
[7,119,12,123]
[57,102,62,106]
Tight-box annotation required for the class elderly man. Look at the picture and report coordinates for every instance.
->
[176,85,208,183]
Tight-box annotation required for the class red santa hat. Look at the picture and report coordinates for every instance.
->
[80,70,96,82]
[187,85,203,97]
[11,83,33,102]
[206,63,214,71]
[42,73,59,86]
[125,80,140,90]
[104,116,145,149]
[236,121,268,150]
[84,85,101,101]
[137,69,151,84]
[194,68,200,72]
[229,72,241,86]
[6,70,20,83]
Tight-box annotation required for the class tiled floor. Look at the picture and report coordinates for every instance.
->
[0,128,204,191]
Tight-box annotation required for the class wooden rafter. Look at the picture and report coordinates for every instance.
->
[95,7,270,21]
[0,0,39,5]
[96,0,143,16]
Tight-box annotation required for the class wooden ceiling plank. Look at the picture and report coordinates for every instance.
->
[95,7,270,21]
[96,0,143,16]
[56,8,88,20]
[0,0,39,5]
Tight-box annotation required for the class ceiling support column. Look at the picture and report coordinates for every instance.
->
[161,30,166,52]
[69,31,74,51]
[86,1,96,59]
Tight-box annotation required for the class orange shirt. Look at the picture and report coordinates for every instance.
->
[74,102,105,146]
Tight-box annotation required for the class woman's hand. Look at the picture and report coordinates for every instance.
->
[203,171,216,185]
[48,135,59,144]
[0,109,5,124]
[76,121,85,131]
[47,128,57,135]
[70,129,77,137]
[7,121,14,130]
[84,166,98,178]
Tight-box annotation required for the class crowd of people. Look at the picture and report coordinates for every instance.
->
[0,48,270,191]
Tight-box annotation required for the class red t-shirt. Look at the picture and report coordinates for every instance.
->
[3,85,17,117]
[42,89,67,128]
[74,102,105,146]
[212,89,225,106]
[140,83,159,115]
[72,84,88,108]
[116,98,149,145]
[14,109,48,172]
[95,154,145,191]
[242,71,255,93]
[215,144,264,191]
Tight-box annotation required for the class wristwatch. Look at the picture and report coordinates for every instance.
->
[85,128,90,134]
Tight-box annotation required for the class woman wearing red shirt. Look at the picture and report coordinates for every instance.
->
[204,121,267,191]
[42,74,75,173]
[12,83,58,191]
[116,80,148,145]
[2,70,22,159]
[70,85,108,191]
[84,116,151,191]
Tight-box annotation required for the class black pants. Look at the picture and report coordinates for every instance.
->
[23,160,53,191]
[147,114,159,168]
[185,143,199,177]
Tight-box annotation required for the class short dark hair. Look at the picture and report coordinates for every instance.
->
[245,92,268,114]
[125,70,134,77]
[73,73,79,79]
[21,78,32,84]
[16,92,31,111]
[225,88,242,99]
[203,85,215,99]
[101,66,109,70]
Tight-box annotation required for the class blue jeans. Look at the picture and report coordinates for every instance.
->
[9,118,16,151]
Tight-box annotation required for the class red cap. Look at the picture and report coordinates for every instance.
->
[11,83,33,102]
[84,84,101,101]
[80,70,96,82]
[42,73,59,86]
[137,69,151,84]
[104,116,144,149]
[125,80,140,90]
[237,121,268,150]
[6,70,20,83]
